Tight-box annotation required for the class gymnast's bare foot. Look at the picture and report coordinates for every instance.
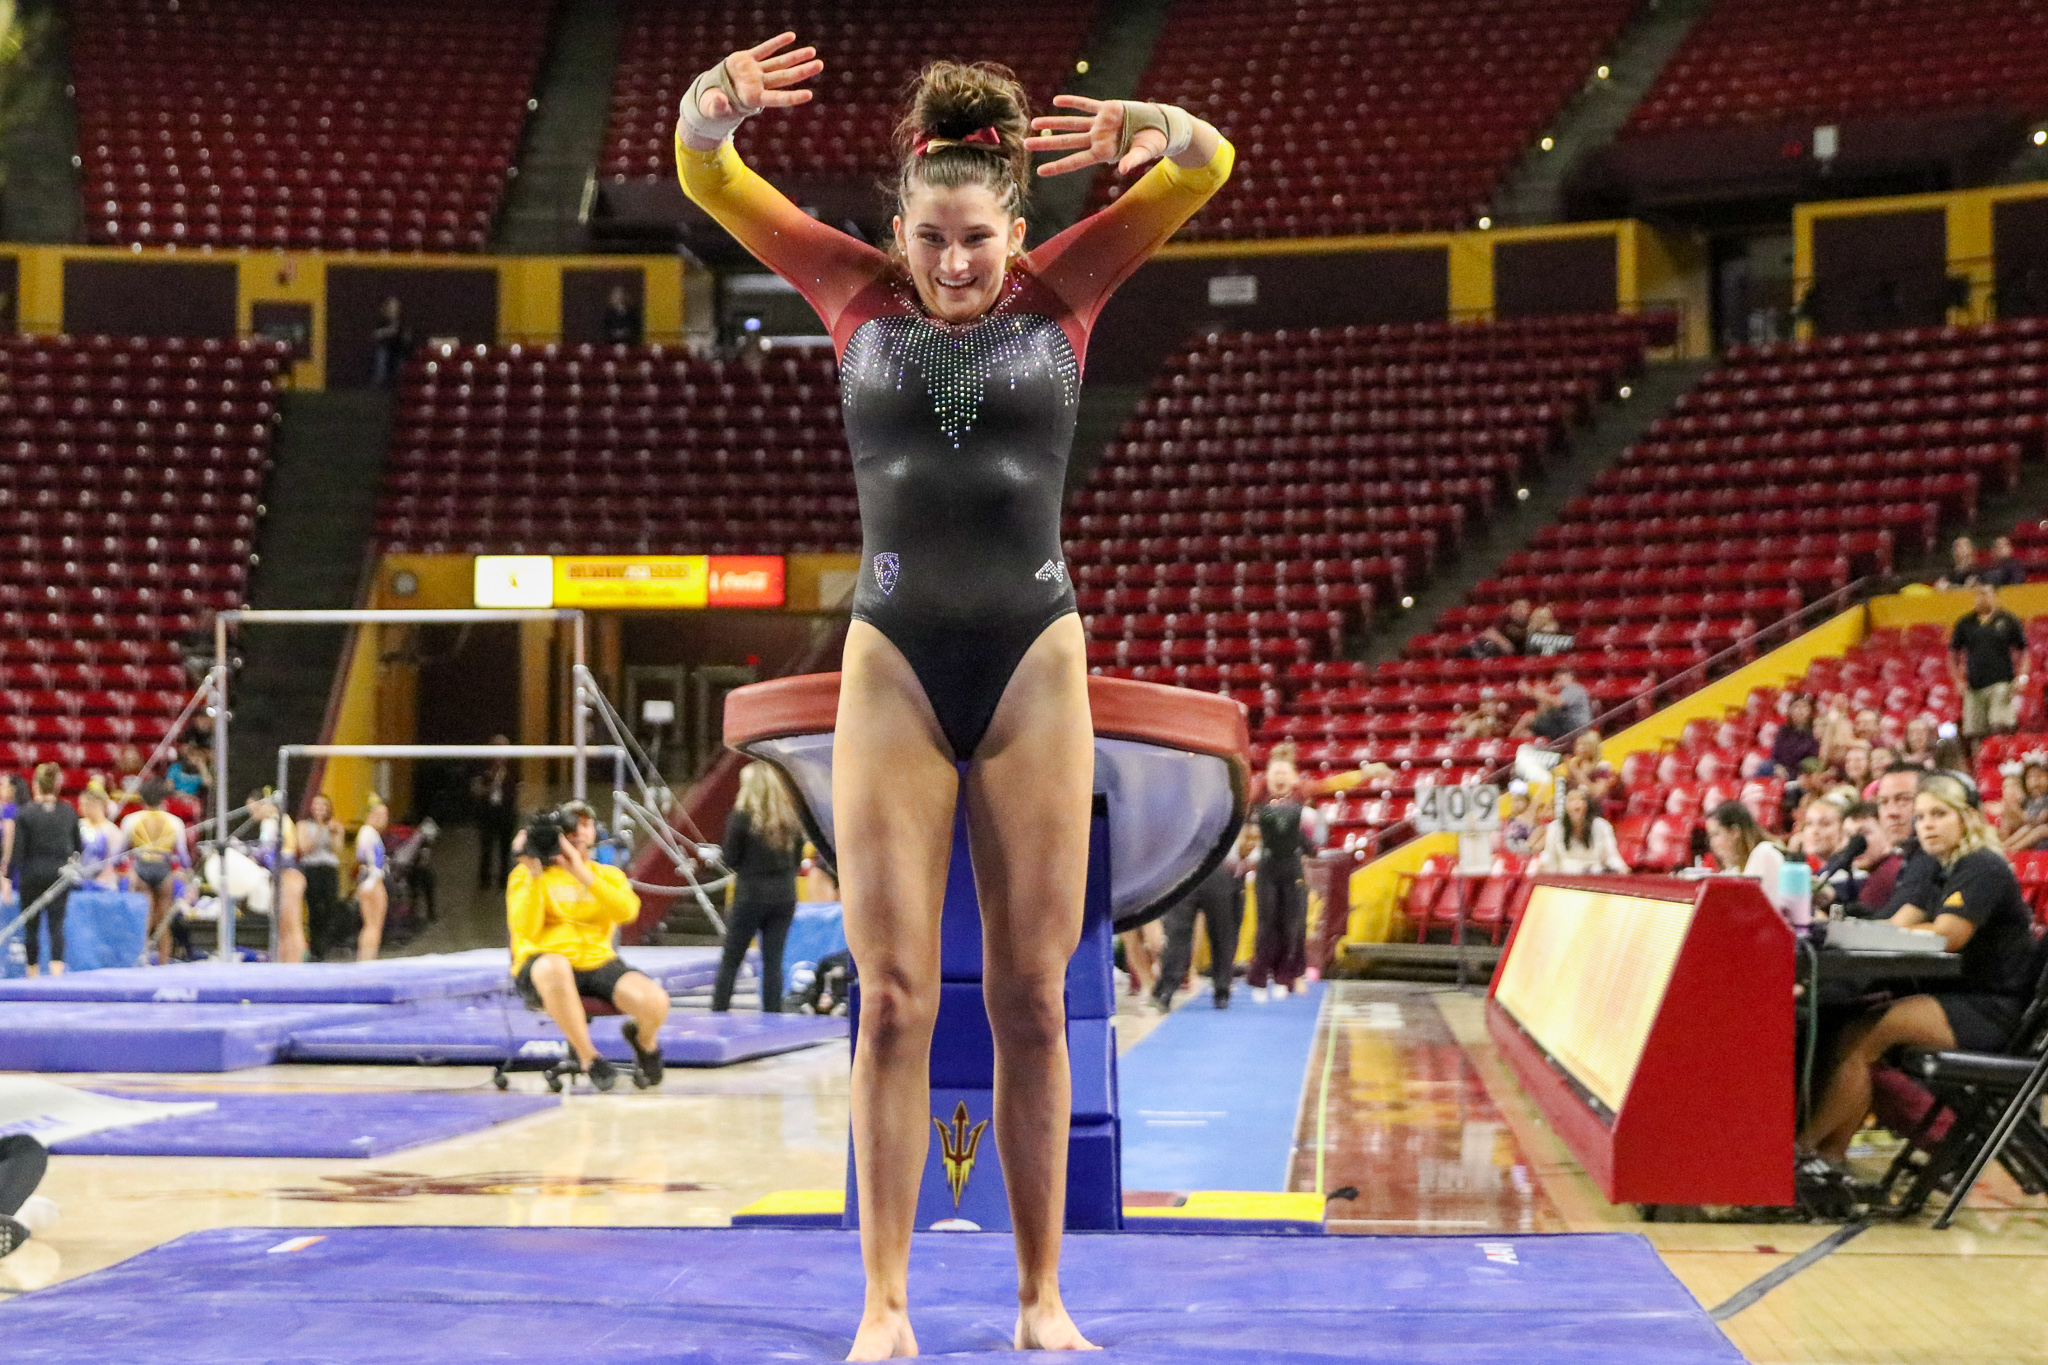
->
[846,1308,918,1360]
[1015,1302,1098,1351]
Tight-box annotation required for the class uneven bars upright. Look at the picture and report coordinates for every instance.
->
[214,607,592,962]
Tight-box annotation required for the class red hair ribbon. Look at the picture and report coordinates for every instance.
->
[913,125,1002,156]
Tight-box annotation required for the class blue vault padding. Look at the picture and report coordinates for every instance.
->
[848,795,1121,1233]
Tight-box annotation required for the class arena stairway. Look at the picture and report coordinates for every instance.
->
[228,391,394,796]
[496,0,626,253]
[1362,356,1714,664]
[0,0,83,243]
[1491,0,1712,227]
[1023,0,1177,240]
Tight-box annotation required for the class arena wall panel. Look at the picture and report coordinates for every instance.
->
[62,259,238,338]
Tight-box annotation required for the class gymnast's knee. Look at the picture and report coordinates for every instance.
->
[857,966,938,1050]
[983,971,1065,1055]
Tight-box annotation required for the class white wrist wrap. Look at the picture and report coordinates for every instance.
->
[1117,102,1195,159]
[679,60,754,144]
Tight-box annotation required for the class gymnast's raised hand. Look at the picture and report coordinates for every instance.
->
[681,31,822,146]
[1029,93,1222,177]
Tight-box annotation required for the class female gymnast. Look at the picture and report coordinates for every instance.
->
[678,35,1232,1357]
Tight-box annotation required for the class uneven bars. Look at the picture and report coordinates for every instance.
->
[221,609,584,624]
[280,745,623,758]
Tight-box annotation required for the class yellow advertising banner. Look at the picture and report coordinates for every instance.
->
[552,556,710,609]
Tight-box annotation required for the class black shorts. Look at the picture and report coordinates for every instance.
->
[133,854,173,889]
[515,954,633,1010]
[1933,992,2024,1053]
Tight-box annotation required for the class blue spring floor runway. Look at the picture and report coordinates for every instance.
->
[1118,982,1325,1192]
[0,1224,1745,1364]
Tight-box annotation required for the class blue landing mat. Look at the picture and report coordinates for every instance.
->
[0,1225,1743,1363]
[282,1000,847,1067]
[50,1089,558,1158]
[1118,982,1324,1193]
[424,945,738,995]
[0,1002,392,1072]
[0,959,510,1004]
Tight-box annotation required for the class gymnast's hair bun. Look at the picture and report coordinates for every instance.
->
[894,61,1031,215]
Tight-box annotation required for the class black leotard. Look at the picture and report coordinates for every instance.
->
[679,134,1232,757]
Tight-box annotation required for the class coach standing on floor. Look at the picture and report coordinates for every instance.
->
[1949,583,2026,753]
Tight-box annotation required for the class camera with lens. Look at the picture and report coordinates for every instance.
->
[521,807,573,863]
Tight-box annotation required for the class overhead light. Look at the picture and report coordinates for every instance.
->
[1477,216,1492,230]
[1400,595,1415,609]
[1619,384,1633,398]
[1597,65,1611,79]
[1540,136,1555,151]
[1076,59,1090,74]
[2035,129,2047,146]
[1516,487,1530,501]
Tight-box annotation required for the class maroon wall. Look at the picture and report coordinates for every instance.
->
[1494,236,1618,319]
[326,265,499,389]
[1994,196,2048,320]
[1809,208,1951,335]
[63,259,238,337]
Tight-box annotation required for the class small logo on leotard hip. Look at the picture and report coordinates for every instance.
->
[873,553,900,596]
[1035,559,1067,583]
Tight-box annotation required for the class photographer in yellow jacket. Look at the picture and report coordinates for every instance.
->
[507,802,668,1090]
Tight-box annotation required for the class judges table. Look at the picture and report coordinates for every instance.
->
[1487,873,1796,1208]
[723,672,1250,1234]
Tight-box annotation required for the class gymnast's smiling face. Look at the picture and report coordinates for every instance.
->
[894,183,1026,326]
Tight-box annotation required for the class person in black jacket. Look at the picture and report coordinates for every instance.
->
[9,764,80,976]
[713,762,804,1012]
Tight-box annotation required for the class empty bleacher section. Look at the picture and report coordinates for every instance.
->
[1096,0,1635,238]
[72,0,550,252]
[0,334,287,793]
[597,0,1096,244]
[1072,313,1661,850]
[1625,0,2048,138]
[376,345,855,556]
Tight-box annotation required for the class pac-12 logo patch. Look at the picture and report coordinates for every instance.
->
[1035,559,1067,583]
[873,553,900,596]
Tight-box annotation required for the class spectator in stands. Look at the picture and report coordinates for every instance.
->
[507,805,665,1092]
[471,736,517,891]
[1707,800,1789,914]
[1853,708,1883,747]
[1950,583,2027,749]
[1815,695,1860,770]
[1836,744,1873,800]
[165,742,210,806]
[112,744,144,799]
[121,779,187,964]
[1467,598,1531,658]
[1800,771,2040,1170]
[353,795,390,961]
[602,286,644,346]
[1562,731,1621,815]
[1800,793,1865,906]
[1865,746,1897,791]
[9,765,79,976]
[1931,735,1972,776]
[1513,667,1592,744]
[1498,788,1537,857]
[1900,714,1940,770]
[1979,534,2028,587]
[1454,696,1509,739]
[712,762,803,1014]
[1153,825,1251,1011]
[1536,785,1628,875]
[370,297,413,388]
[1935,535,1979,589]
[1523,604,1574,657]
[297,793,345,960]
[1870,763,1938,916]
[1766,694,1821,776]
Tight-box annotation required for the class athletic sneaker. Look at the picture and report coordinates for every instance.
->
[1794,1152,1859,1221]
[621,1019,664,1087]
[0,1214,28,1260]
[585,1057,620,1093]
[1213,991,1231,1010]
[1252,985,1270,1003]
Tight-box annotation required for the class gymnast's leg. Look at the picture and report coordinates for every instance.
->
[834,620,960,1361]
[964,613,1097,1353]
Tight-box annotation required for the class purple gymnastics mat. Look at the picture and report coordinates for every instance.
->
[411,945,743,994]
[50,1089,558,1158]
[282,999,847,1067]
[0,1226,1743,1364]
[0,959,510,1005]
[0,1002,391,1072]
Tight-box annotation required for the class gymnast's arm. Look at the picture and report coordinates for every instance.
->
[1027,98,1234,328]
[674,35,886,337]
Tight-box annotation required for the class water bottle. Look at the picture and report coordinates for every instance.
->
[1778,859,1813,935]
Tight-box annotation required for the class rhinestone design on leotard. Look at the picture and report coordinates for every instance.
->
[841,304,1079,449]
